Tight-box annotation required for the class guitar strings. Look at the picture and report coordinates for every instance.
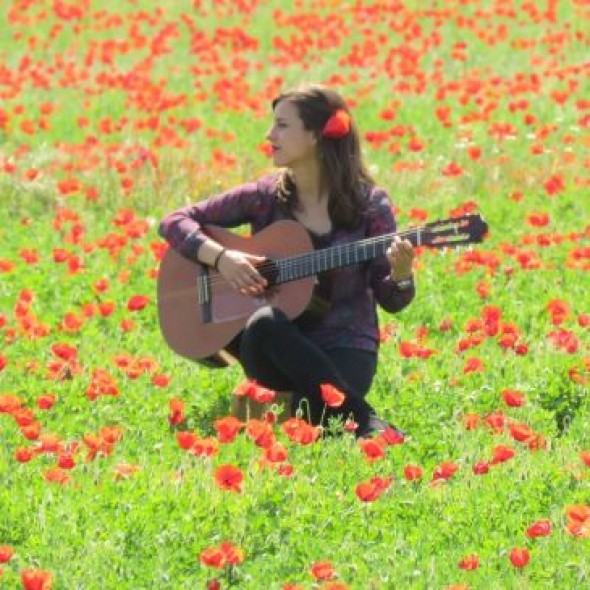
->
[201,227,426,290]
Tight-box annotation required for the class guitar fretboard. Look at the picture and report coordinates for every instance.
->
[276,229,425,284]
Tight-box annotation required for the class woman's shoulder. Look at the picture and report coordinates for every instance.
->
[363,183,394,214]
[361,183,396,232]
[253,172,282,196]
[365,182,391,202]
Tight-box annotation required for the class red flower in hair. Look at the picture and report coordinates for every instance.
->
[322,109,350,138]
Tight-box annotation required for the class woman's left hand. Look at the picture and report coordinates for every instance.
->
[386,236,415,281]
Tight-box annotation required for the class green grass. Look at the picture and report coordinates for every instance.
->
[0,1,589,589]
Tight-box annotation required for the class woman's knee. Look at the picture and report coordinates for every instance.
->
[243,305,289,339]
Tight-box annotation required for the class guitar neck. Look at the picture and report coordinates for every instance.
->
[275,229,422,285]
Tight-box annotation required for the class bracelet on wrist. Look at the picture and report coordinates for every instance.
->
[213,248,226,270]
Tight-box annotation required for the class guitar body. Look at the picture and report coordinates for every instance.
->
[157,220,316,364]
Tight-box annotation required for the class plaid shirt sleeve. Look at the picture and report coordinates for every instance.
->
[367,187,416,313]
[158,177,275,260]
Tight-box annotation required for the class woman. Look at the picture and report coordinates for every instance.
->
[158,84,415,438]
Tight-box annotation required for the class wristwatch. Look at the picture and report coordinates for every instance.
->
[392,276,414,291]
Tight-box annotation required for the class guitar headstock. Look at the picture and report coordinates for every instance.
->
[409,214,489,249]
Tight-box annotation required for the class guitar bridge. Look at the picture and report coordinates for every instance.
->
[198,266,213,324]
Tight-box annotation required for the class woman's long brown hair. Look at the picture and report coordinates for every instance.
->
[272,84,375,229]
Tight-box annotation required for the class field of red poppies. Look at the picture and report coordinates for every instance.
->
[0,1,589,588]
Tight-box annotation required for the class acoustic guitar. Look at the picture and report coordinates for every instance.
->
[157,214,488,366]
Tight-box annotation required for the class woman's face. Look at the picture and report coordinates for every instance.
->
[266,100,319,168]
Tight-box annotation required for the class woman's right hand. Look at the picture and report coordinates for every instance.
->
[216,250,268,296]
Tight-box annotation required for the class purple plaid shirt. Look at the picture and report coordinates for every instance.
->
[158,173,415,352]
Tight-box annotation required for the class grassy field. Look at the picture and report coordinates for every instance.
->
[0,1,589,588]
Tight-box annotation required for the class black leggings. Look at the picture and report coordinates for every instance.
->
[231,306,377,429]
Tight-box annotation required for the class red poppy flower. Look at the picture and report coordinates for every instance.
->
[544,174,565,196]
[565,505,590,538]
[462,413,480,430]
[21,422,42,440]
[278,463,295,477]
[458,554,479,570]
[264,442,288,464]
[491,444,516,464]
[219,542,245,566]
[15,447,35,463]
[200,547,226,569]
[127,294,150,311]
[214,464,244,493]
[36,435,61,457]
[526,212,550,227]
[378,427,405,446]
[485,412,505,434]
[192,437,219,458]
[310,561,335,581]
[51,342,78,361]
[463,357,485,374]
[246,419,275,449]
[467,145,481,160]
[43,467,70,486]
[0,394,23,414]
[282,418,320,446]
[403,464,423,481]
[408,207,428,220]
[509,547,530,568]
[355,476,393,502]
[433,461,459,480]
[501,389,526,407]
[526,432,547,451]
[20,569,53,590]
[14,411,35,434]
[0,546,14,563]
[98,301,116,317]
[235,379,275,403]
[53,450,74,469]
[100,426,123,445]
[547,299,570,324]
[320,383,346,408]
[0,259,15,273]
[526,519,552,538]
[176,431,198,450]
[472,461,490,475]
[344,420,358,433]
[36,394,56,410]
[151,373,170,387]
[168,398,185,426]
[250,384,276,404]
[214,416,243,443]
[548,329,579,353]
[509,422,535,443]
[322,109,350,138]
[442,161,463,177]
[358,438,386,463]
